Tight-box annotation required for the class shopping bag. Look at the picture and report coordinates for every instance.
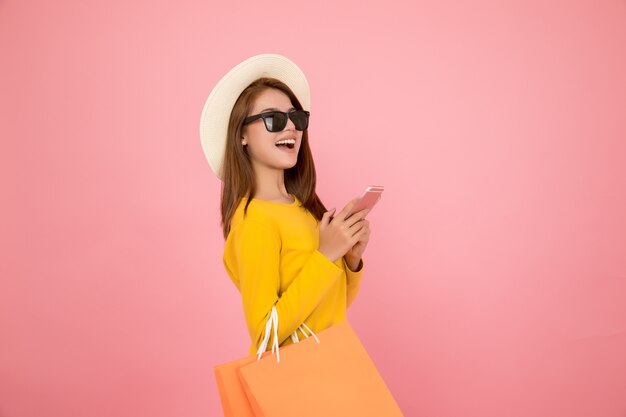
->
[214,352,266,417]
[238,308,404,417]
[214,307,299,416]
[215,306,404,416]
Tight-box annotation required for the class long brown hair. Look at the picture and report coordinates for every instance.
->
[220,77,328,239]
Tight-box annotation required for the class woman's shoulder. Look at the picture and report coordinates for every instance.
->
[231,195,306,232]
[230,197,282,231]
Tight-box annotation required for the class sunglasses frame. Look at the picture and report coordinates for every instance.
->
[242,110,310,132]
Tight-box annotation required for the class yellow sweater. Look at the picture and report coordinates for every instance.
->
[222,195,364,356]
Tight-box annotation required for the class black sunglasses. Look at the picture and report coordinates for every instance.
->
[242,110,310,132]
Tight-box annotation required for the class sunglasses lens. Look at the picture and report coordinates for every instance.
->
[264,112,287,132]
[290,110,309,131]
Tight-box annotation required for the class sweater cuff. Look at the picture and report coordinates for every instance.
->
[343,256,364,284]
[344,257,364,273]
[313,249,344,273]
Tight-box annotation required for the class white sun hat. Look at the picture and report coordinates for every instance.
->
[199,53,311,181]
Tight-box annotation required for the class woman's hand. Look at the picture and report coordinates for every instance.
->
[318,198,370,263]
[344,195,378,269]
[344,218,370,270]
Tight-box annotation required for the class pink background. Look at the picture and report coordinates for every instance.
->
[2,0,626,416]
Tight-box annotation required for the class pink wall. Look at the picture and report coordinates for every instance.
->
[2,0,625,416]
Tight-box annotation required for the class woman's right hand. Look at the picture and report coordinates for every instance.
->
[318,198,369,263]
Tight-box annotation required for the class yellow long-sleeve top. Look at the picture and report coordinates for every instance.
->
[222,195,365,356]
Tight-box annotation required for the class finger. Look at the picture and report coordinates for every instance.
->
[353,225,370,243]
[345,205,370,223]
[321,208,336,226]
[355,221,370,236]
[350,230,367,247]
[346,208,370,228]
[359,219,370,231]
[349,220,366,237]
[335,197,360,222]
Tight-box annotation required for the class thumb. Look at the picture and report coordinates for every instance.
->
[322,208,336,225]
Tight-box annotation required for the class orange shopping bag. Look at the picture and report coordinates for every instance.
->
[215,306,404,416]
[214,307,299,416]
[214,352,266,417]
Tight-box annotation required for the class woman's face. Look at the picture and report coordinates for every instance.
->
[241,88,303,174]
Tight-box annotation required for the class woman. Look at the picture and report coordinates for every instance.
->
[200,54,372,356]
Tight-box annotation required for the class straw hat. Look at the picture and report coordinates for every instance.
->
[199,53,311,180]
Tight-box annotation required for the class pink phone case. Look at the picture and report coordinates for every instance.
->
[347,186,384,218]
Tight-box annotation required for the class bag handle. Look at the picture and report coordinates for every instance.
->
[256,305,320,363]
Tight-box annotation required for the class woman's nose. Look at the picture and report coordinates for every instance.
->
[283,116,296,131]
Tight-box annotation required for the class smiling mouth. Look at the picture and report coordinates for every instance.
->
[276,143,295,149]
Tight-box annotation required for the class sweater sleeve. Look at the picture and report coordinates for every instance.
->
[233,218,345,353]
[343,256,364,308]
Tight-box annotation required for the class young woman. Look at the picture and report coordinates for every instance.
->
[200,54,372,356]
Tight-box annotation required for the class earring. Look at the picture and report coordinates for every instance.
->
[241,139,247,146]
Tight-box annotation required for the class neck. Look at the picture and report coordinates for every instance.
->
[251,164,291,201]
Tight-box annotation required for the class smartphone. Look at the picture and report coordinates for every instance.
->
[345,185,384,219]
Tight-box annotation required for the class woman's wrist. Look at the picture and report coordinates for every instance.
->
[344,255,361,272]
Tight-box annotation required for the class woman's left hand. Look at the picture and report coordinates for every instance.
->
[344,218,370,270]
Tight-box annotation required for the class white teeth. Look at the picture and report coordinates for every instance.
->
[275,138,296,145]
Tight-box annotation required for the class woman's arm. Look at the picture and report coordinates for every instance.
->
[343,256,364,308]
[226,218,345,352]
[344,254,362,272]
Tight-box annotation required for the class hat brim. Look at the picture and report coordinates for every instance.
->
[199,53,311,181]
